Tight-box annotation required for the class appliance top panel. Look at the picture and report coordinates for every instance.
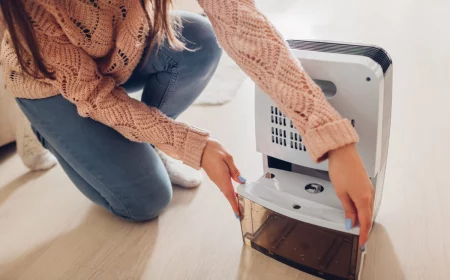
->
[287,40,392,74]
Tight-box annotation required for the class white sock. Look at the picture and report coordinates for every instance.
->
[156,149,203,188]
[23,150,58,171]
[16,114,57,171]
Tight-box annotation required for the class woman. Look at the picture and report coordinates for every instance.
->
[0,0,373,248]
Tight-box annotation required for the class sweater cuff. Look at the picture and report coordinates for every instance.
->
[303,119,359,163]
[182,126,210,169]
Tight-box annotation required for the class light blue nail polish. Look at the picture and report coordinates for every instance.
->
[345,218,352,230]
[235,213,240,219]
[238,175,247,183]
[361,244,366,252]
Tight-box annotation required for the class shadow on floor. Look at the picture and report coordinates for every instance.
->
[0,181,201,280]
[0,142,16,165]
[0,170,48,207]
[361,223,405,280]
[0,206,160,280]
[0,142,50,207]
[170,185,199,207]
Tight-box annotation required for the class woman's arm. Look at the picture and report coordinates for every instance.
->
[199,0,373,246]
[32,34,209,169]
[198,0,358,161]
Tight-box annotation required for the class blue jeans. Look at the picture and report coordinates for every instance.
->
[16,12,222,222]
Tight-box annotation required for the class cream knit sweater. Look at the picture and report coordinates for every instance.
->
[0,0,358,169]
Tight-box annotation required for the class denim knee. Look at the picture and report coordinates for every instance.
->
[114,181,173,222]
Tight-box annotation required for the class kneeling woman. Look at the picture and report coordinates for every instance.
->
[0,0,373,247]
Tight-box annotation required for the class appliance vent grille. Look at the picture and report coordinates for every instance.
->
[271,106,306,152]
[287,40,392,74]
[270,106,355,152]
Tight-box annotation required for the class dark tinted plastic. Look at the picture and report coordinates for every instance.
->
[238,196,362,280]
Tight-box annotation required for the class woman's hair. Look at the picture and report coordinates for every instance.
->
[0,0,54,79]
[0,0,183,80]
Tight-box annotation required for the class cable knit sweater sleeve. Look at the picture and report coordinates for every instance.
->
[38,33,209,169]
[199,0,359,162]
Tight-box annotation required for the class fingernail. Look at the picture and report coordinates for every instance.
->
[238,175,247,183]
[235,213,240,219]
[345,218,352,230]
[361,244,366,252]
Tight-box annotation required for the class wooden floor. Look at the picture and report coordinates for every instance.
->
[1,0,450,279]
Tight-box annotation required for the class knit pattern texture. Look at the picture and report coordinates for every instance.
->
[0,0,358,168]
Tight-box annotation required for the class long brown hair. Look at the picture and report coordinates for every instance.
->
[0,0,183,80]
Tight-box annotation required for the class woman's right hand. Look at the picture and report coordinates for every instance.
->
[201,139,245,217]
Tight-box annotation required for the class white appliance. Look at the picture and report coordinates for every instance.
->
[237,40,393,280]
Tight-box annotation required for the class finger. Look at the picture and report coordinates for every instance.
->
[223,153,246,184]
[216,162,240,215]
[350,189,374,247]
[224,188,240,216]
[336,192,357,229]
[357,207,372,247]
